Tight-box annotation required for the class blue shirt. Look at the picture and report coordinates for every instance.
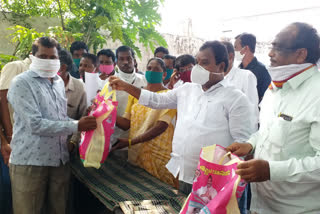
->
[8,70,78,166]
[240,57,271,102]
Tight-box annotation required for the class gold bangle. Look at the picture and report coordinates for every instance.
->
[69,140,77,146]
[128,139,132,148]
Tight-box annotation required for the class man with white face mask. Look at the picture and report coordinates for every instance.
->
[227,23,320,214]
[101,46,146,149]
[109,41,255,195]
[234,33,271,103]
[7,37,97,214]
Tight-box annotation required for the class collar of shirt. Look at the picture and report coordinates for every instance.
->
[205,78,229,93]
[240,57,258,70]
[65,74,75,92]
[29,70,60,81]
[283,65,317,90]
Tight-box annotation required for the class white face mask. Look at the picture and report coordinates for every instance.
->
[267,63,313,82]
[29,55,60,78]
[191,64,210,85]
[117,67,136,83]
[234,51,244,62]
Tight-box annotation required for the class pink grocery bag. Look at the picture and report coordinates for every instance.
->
[180,144,246,214]
[79,83,118,169]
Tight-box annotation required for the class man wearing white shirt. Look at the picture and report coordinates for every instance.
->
[222,41,259,107]
[109,41,255,195]
[104,46,147,147]
[227,22,320,214]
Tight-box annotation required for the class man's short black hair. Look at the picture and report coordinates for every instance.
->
[32,37,61,56]
[70,41,88,55]
[200,41,229,72]
[59,49,73,71]
[175,54,196,70]
[147,57,166,72]
[82,53,98,67]
[154,46,169,56]
[116,46,135,59]
[222,41,235,55]
[97,49,116,63]
[235,33,256,53]
[291,22,320,64]
[163,54,176,67]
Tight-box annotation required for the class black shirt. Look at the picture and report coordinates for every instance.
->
[240,57,271,103]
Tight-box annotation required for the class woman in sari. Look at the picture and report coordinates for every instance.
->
[114,58,177,187]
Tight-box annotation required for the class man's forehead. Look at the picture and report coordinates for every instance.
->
[118,51,133,57]
[273,25,298,46]
[197,49,214,60]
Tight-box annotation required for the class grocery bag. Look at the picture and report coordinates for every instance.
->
[180,144,246,214]
[79,83,118,169]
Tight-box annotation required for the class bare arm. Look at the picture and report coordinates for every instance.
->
[113,121,169,150]
[0,90,13,142]
[116,115,131,131]
[132,121,168,145]
[109,76,142,99]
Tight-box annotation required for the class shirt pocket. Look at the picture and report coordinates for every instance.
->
[267,117,292,153]
[282,120,312,158]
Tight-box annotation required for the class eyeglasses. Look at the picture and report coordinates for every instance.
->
[269,45,299,53]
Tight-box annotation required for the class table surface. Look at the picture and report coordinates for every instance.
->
[70,154,187,213]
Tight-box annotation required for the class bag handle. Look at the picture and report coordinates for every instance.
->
[104,90,116,102]
[218,152,231,165]
[100,82,117,102]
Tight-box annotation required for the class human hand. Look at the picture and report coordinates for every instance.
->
[111,138,129,152]
[0,142,11,165]
[226,142,253,157]
[109,76,129,91]
[78,116,97,131]
[236,159,270,182]
[168,70,180,89]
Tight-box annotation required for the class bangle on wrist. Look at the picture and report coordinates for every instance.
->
[128,139,132,148]
[69,140,77,146]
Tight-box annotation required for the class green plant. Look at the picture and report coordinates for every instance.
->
[1,0,167,57]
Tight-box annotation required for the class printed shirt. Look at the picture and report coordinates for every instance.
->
[139,79,255,184]
[249,66,320,214]
[8,70,78,166]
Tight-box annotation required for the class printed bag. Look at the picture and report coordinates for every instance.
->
[180,144,246,214]
[79,83,118,169]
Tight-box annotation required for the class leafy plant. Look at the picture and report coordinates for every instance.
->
[1,0,167,58]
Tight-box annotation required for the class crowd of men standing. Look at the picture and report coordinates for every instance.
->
[0,21,320,214]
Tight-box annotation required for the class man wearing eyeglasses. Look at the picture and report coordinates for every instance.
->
[234,33,271,103]
[227,22,320,214]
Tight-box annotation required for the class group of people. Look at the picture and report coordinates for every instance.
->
[0,21,320,214]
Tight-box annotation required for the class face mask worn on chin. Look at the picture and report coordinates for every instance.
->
[73,58,81,68]
[234,51,244,62]
[29,55,60,78]
[164,68,174,80]
[180,70,192,82]
[117,67,136,83]
[99,64,114,74]
[191,64,224,85]
[145,71,163,84]
[268,63,314,88]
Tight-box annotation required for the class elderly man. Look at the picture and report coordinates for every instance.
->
[228,22,320,214]
[8,37,97,214]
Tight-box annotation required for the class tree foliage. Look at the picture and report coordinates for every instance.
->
[1,0,167,58]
